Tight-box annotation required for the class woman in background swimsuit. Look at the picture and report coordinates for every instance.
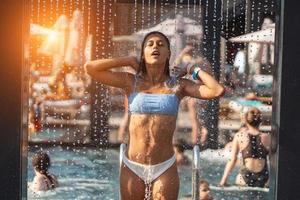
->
[85,31,224,200]
[219,107,271,188]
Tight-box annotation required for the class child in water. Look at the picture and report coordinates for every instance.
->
[199,179,214,200]
[31,152,59,192]
[182,179,214,200]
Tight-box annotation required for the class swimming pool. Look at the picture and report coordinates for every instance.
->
[27,146,270,200]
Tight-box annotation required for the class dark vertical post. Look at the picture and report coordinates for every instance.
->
[276,0,300,199]
[202,0,222,149]
[22,2,31,198]
[0,0,23,199]
[268,0,280,198]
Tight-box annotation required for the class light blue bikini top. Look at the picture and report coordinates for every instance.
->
[128,76,180,116]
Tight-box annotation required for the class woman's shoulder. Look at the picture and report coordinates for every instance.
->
[235,127,249,137]
[32,175,49,191]
[32,173,59,191]
[259,132,271,146]
[33,174,45,182]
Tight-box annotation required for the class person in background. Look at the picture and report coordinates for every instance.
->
[31,152,59,192]
[219,107,271,187]
[245,92,272,105]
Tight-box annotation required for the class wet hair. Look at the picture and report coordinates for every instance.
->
[32,152,50,174]
[138,31,171,77]
[245,107,262,128]
[199,179,210,187]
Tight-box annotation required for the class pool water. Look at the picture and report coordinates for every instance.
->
[27,147,271,200]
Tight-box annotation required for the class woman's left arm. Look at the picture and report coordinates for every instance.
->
[180,66,224,99]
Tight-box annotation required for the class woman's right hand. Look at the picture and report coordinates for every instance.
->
[219,180,229,187]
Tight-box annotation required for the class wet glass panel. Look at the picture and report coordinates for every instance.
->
[22,0,280,199]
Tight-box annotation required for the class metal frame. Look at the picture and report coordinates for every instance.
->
[2,0,300,199]
[192,145,201,200]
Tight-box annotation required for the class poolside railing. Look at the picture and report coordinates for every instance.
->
[192,145,200,200]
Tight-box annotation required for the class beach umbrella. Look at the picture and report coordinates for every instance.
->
[64,9,85,67]
[229,23,275,44]
[113,15,203,62]
[38,15,69,56]
[135,16,202,38]
[30,23,54,35]
[113,15,202,42]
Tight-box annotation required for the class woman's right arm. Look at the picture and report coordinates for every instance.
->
[85,56,139,90]
[219,134,240,186]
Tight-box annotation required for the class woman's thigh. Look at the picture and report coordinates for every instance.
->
[152,163,179,200]
[120,163,145,200]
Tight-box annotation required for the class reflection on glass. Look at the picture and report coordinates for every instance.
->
[24,0,279,199]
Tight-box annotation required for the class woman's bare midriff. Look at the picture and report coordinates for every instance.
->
[127,114,177,165]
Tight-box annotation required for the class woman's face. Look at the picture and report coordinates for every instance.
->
[143,34,170,66]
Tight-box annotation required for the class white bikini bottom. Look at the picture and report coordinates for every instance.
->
[121,147,176,183]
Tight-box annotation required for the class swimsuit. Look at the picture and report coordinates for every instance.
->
[240,165,269,187]
[240,133,269,187]
[128,92,179,115]
[128,76,180,116]
[122,76,179,183]
[121,144,176,183]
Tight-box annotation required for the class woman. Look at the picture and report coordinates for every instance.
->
[31,152,59,192]
[219,107,271,188]
[85,31,224,200]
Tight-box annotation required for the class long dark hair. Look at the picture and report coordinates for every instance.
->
[32,152,55,188]
[137,31,171,77]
